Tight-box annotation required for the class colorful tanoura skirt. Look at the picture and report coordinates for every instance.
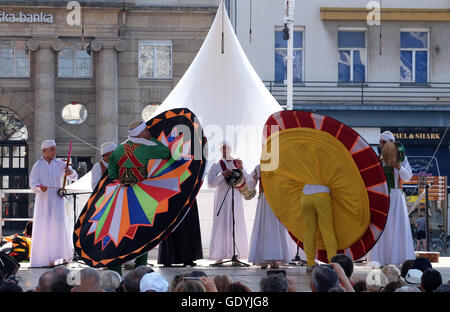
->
[74,108,207,267]
[261,111,390,262]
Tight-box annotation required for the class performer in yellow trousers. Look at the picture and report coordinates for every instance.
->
[301,184,337,270]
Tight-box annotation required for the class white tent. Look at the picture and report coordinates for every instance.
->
[151,1,282,172]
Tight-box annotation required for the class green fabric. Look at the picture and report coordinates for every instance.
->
[107,253,148,276]
[132,184,158,224]
[108,138,170,180]
[383,165,395,192]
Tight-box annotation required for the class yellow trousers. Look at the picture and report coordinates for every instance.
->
[301,192,337,266]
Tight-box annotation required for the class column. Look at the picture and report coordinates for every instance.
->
[28,38,64,161]
[91,38,127,154]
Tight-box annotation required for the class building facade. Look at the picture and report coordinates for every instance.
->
[0,0,218,231]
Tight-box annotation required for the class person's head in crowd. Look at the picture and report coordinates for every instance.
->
[435,284,450,292]
[188,270,208,278]
[170,274,188,292]
[353,280,367,292]
[400,259,415,278]
[421,268,442,292]
[123,266,154,292]
[0,282,23,292]
[382,281,403,292]
[36,271,54,292]
[310,266,339,293]
[328,286,345,292]
[260,274,288,292]
[366,269,388,292]
[330,254,353,279]
[404,269,423,288]
[173,280,206,292]
[214,275,232,292]
[413,257,432,272]
[101,270,122,292]
[395,286,421,292]
[50,268,72,293]
[227,282,251,292]
[71,268,102,292]
[382,264,402,283]
[140,272,168,292]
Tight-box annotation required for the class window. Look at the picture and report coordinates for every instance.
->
[58,42,91,78]
[338,31,366,83]
[61,103,88,124]
[138,41,172,79]
[400,30,429,83]
[274,29,303,83]
[0,40,30,77]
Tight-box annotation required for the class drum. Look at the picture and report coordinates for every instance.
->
[382,141,405,166]
[228,169,256,200]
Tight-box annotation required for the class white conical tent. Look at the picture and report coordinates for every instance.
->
[151,1,282,172]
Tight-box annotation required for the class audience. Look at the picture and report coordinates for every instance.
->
[170,273,188,292]
[122,266,154,292]
[413,257,432,273]
[404,269,423,289]
[214,274,232,292]
[381,264,402,283]
[173,280,206,292]
[36,270,54,292]
[330,254,354,280]
[395,286,421,292]
[366,269,388,292]
[101,270,122,292]
[140,272,169,292]
[420,268,442,292]
[400,259,415,278]
[71,268,102,292]
[260,274,288,292]
[227,281,251,292]
[310,266,339,292]
[435,284,450,292]
[381,281,403,292]
[353,280,367,292]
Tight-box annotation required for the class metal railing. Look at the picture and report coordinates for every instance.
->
[263,81,450,106]
[0,189,33,238]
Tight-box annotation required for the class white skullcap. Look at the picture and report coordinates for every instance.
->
[139,272,168,292]
[41,139,56,150]
[100,142,117,156]
[380,131,395,142]
[128,121,147,137]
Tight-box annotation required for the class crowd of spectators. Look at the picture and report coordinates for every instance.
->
[1,254,449,293]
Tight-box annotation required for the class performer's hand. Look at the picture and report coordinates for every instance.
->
[222,170,232,178]
[392,161,401,170]
[235,159,243,169]
[39,186,48,192]
[199,276,217,292]
[64,168,73,177]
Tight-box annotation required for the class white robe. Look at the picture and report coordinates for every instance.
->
[29,157,78,267]
[368,157,416,266]
[247,165,300,264]
[208,159,248,260]
[91,159,108,191]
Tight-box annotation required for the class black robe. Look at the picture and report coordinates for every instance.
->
[157,200,203,264]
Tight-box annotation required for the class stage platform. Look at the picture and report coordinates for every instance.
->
[15,253,450,292]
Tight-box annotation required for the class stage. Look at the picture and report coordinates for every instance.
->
[15,250,450,292]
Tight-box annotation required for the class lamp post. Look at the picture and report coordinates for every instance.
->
[285,0,295,111]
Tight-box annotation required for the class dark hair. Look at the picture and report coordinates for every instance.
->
[382,281,403,292]
[413,258,432,273]
[188,270,208,278]
[311,266,339,292]
[353,281,367,292]
[330,254,354,278]
[421,269,442,292]
[400,259,415,278]
[435,284,450,292]
[51,276,72,292]
[260,274,288,292]
[328,286,345,292]
[0,282,23,292]
[227,282,251,293]
[123,266,154,292]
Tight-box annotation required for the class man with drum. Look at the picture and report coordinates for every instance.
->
[368,131,415,266]
[207,142,249,265]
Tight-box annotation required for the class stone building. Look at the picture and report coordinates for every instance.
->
[0,0,218,230]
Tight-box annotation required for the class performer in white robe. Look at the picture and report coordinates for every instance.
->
[208,143,248,263]
[368,131,415,266]
[247,165,299,268]
[91,142,117,190]
[29,140,78,267]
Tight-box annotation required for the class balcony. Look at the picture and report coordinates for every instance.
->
[264,81,450,111]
